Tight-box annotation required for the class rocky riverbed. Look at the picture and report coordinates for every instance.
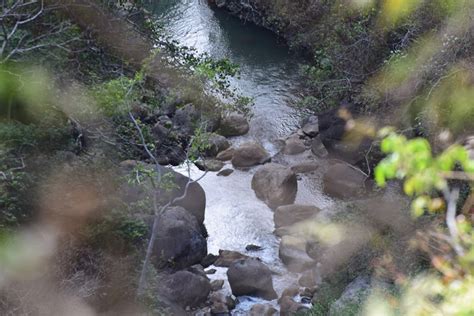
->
[141,1,413,315]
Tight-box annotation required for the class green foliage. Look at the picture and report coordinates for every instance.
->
[91,76,140,116]
[370,130,474,315]
[375,129,474,216]
[188,127,212,162]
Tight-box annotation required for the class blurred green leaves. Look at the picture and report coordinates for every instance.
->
[375,130,473,216]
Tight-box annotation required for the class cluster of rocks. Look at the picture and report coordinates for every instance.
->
[142,100,250,167]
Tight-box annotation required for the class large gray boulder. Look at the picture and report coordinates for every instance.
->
[279,236,315,272]
[218,112,250,137]
[274,204,320,228]
[227,258,277,300]
[251,163,297,209]
[323,163,367,199]
[282,136,306,155]
[152,206,207,269]
[120,160,206,224]
[214,249,250,267]
[157,270,211,309]
[232,142,270,168]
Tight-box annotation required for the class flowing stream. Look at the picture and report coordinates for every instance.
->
[147,0,337,313]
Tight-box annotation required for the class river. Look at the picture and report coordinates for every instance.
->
[147,0,336,313]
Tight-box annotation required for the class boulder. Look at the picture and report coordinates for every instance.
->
[214,250,250,267]
[152,206,207,269]
[216,147,235,161]
[328,276,372,316]
[120,160,206,224]
[195,159,224,172]
[311,136,328,157]
[279,236,315,272]
[227,258,277,300]
[218,113,250,137]
[290,161,319,174]
[232,142,270,168]
[283,137,306,155]
[274,205,321,228]
[204,133,230,157]
[251,163,297,209]
[323,163,367,199]
[302,115,319,138]
[250,304,278,316]
[157,270,211,308]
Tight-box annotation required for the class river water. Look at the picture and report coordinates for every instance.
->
[147,0,336,313]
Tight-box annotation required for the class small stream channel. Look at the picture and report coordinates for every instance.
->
[147,0,338,313]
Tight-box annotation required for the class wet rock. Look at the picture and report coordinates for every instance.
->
[216,147,235,161]
[245,244,263,251]
[329,276,372,316]
[283,137,306,155]
[218,113,250,137]
[251,163,297,209]
[206,268,217,275]
[274,204,321,228]
[195,159,225,172]
[302,115,319,137]
[201,254,218,268]
[279,235,315,272]
[152,206,207,269]
[204,133,230,157]
[211,279,225,291]
[323,163,367,199]
[157,270,211,308]
[214,250,250,267]
[311,135,329,157]
[227,258,277,300]
[290,161,319,174]
[232,142,270,168]
[250,304,278,316]
[217,168,234,177]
